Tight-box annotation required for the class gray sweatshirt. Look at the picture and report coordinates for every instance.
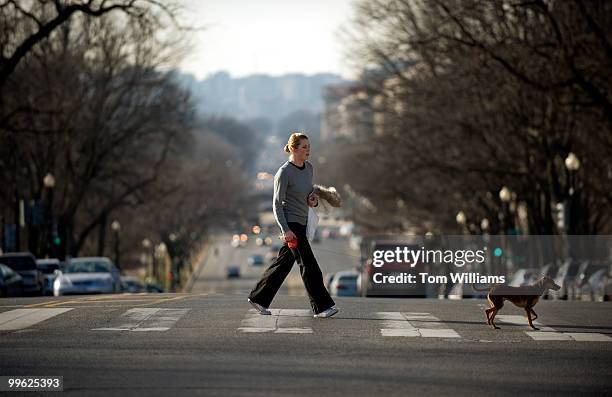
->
[273,160,314,234]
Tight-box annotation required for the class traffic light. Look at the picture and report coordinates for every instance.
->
[53,236,61,246]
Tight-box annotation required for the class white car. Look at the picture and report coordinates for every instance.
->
[329,270,360,297]
[54,257,121,296]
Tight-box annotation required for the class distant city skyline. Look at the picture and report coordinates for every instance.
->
[178,0,356,80]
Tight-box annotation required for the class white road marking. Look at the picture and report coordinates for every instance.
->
[0,308,73,331]
[497,314,611,341]
[563,333,611,342]
[381,329,420,337]
[92,308,189,332]
[238,308,313,333]
[275,328,313,334]
[525,332,572,341]
[495,314,556,332]
[526,331,611,342]
[378,312,460,338]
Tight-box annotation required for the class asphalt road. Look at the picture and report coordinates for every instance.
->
[0,293,611,397]
[187,233,359,296]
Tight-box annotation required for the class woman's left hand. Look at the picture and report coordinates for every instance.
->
[307,193,318,207]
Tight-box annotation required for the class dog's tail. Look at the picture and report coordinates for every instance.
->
[471,283,490,292]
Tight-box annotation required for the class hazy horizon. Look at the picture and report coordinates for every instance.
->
[178,0,356,80]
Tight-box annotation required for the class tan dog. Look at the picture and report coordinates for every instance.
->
[474,276,561,330]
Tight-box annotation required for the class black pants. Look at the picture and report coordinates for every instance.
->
[248,222,335,314]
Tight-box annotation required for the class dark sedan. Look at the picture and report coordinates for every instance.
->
[0,263,24,297]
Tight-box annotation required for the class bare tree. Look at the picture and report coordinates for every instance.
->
[335,0,612,236]
[0,0,184,88]
[0,1,194,258]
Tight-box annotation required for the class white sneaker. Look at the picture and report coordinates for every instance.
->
[313,306,339,318]
[248,298,271,315]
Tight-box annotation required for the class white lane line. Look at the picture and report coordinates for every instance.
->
[419,329,461,338]
[381,329,420,337]
[0,308,73,331]
[378,312,419,337]
[562,333,611,342]
[275,328,313,334]
[525,331,612,342]
[496,314,611,341]
[92,308,189,332]
[237,327,276,333]
[378,312,460,338]
[495,315,556,332]
[525,332,572,341]
[238,309,278,332]
[238,309,313,334]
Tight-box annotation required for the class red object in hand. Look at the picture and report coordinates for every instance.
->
[287,238,298,249]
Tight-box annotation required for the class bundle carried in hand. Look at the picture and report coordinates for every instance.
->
[313,185,342,208]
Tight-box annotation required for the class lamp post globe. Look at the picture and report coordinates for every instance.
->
[456,211,467,225]
[499,186,511,202]
[565,153,580,171]
[43,173,56,188]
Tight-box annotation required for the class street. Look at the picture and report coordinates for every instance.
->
[1,291,611,396]
[187,232,358,296]
[2,2,611,396]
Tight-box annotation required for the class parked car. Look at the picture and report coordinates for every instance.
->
[539,263,558,278]
[573,263,608,296]
[0,263,24,297]
[447,281,488,300]
[0,252,44,295]
[508,268,539,287]
[324,273,335,290]
[329,270,360,297]
[37,258,61,296]
[53,257,121,296]
[551,260,584,300]
[577,268,609,301]
[226,265,241,279]
[145,282,164,293]
[248,255,264,267]
[121,276,145,293]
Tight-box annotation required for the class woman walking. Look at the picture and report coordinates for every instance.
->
[248,132,338,318]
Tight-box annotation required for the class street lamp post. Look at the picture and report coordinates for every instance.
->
[565,153,581,259]
[157,242,168,290]
[456,211,467,232]
[564,152,581,235]
[499,186,513,274]
[499,186,511,234]
[43,173,55,258]
[142,238,152,279]
[111,220,121,270]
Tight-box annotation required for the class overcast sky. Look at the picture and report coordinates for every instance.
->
[179,0,356,80]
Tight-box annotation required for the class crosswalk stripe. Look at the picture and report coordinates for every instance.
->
[494,315,556,332]
[378,312,460,338]
[560,333,611,342]
[496,315,611,341]
[238,309,313,333]
[92,308,189,332]
[0,308,73,331]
